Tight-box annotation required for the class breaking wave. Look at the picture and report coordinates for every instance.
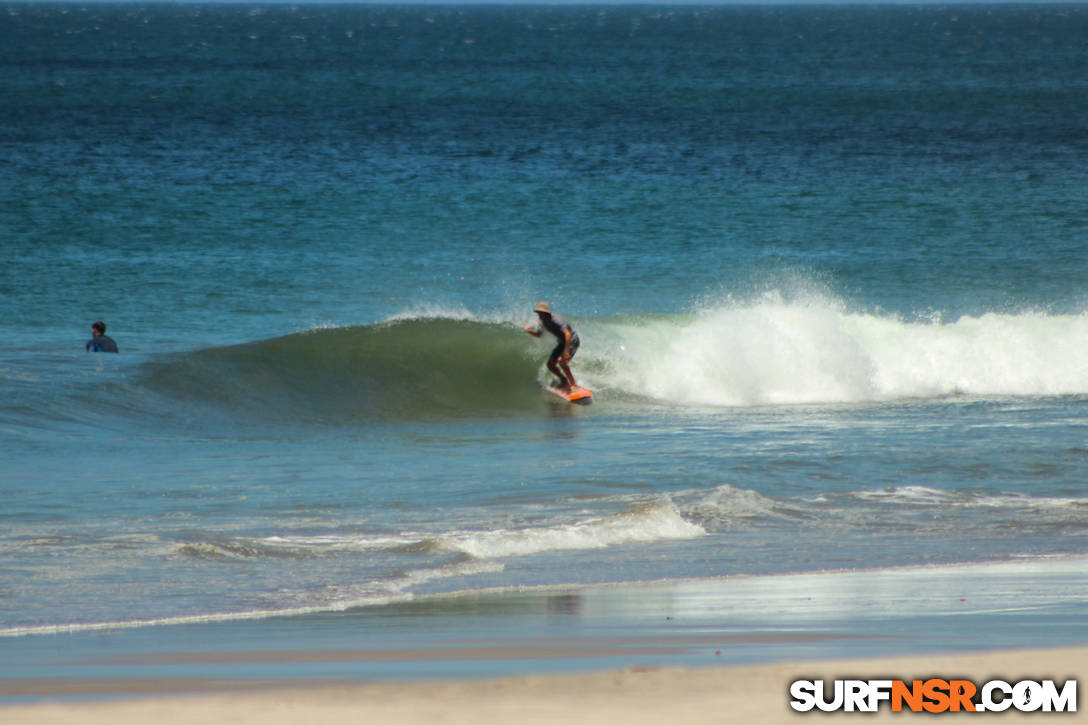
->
[585,294,1088,406]
[133,296,1088,425]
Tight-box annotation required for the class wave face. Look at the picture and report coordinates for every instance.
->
[586,295,1088,407]
[139,318,548,423]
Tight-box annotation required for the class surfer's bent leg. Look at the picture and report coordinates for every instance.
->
[548,344,573,389]
[549,341,577,389]
[558,359,576,389]
[562,337,580,388]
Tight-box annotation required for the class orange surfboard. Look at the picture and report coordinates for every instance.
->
[547,384,594,404]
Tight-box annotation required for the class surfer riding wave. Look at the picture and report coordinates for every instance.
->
[524,301,580,391]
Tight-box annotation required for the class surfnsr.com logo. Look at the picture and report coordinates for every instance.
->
[789,678,1078,713]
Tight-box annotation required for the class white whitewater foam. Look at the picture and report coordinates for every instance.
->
[684,483,792,526]
[853,485,958,505]
[439,501,705,560]
[259,533,420,553]
[855,485,1088,511]
[588,294,1088,406]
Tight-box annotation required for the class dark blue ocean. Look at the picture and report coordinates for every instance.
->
[2,2,1087,679]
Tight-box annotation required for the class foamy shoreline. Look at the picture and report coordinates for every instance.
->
[4,646,1084,724]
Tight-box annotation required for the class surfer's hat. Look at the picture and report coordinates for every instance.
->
[535,301,551,314]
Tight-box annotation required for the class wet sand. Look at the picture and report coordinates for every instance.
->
[4,646,1085,724]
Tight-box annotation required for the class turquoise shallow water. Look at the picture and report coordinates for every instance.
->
[1,4,1087,668]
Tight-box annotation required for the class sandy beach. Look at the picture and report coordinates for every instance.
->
[4,646,1084,724]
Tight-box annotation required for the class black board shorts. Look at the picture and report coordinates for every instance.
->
[549,334,580,363]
